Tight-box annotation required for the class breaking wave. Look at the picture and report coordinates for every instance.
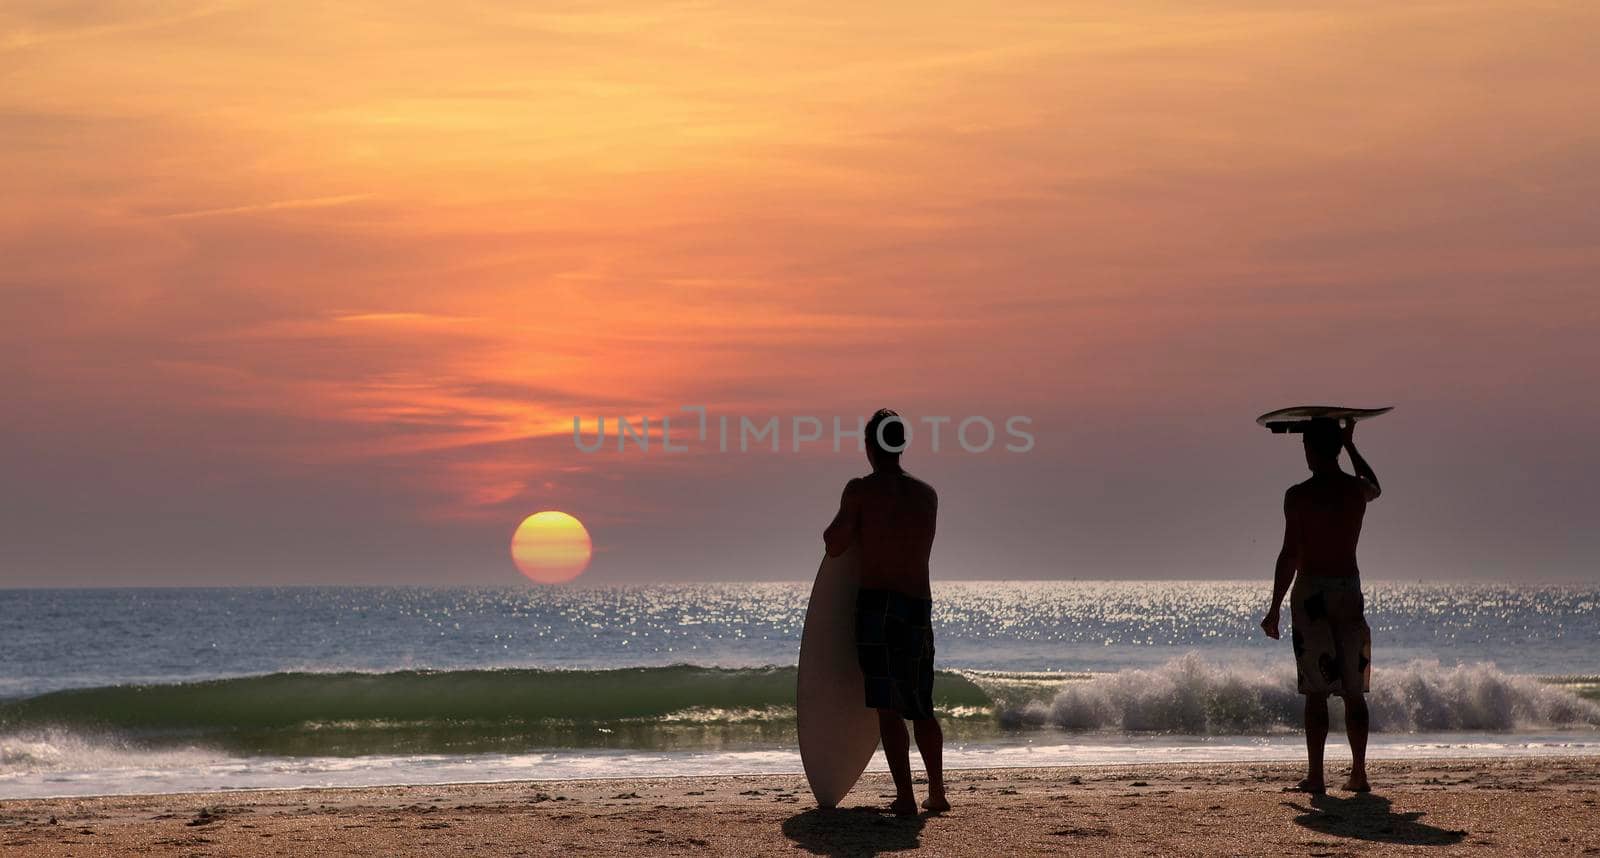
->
[1,659,1595,760]
[0,727,226,775]
[997,654,1600,733]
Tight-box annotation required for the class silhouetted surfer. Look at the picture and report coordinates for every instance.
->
[824,408,947,815]
[1260,418,1381,793]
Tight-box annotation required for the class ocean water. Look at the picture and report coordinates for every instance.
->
[1,582,1597,798]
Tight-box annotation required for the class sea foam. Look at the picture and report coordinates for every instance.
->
[994,653,1600,733]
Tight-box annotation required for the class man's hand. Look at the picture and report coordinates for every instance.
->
[1260,606,1282,640]
[1341,417,1356,448]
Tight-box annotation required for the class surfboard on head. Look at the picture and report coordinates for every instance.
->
[796,544,879,808]
[1256,405,1393,434]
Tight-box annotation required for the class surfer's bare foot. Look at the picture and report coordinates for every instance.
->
[887,796,918,817]
[921,792,950,813]
[1287,778,1326,795]
[1343,773,1371,793]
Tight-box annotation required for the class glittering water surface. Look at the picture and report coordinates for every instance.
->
[3,582,1596,696]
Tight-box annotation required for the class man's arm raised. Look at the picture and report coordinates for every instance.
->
[1343,419,1382,501]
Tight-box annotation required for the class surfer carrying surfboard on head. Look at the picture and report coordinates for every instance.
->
[1260,416,1382,795]
[822,408,948,816]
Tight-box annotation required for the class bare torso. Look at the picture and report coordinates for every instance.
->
[1288,471,1369,579]
[840,470,937,599]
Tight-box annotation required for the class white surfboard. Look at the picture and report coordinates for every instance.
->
[796,544,879,808]
[1256,405,1393,434]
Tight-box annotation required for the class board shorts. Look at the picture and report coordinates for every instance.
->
[855,588,936,720]
[1290,575,1372,696]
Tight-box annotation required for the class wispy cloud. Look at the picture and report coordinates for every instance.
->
[151,194,374,221]
[332,312,479,326]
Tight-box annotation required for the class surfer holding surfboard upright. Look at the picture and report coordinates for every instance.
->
[822,408,948,816]
[1260,414,1383,795]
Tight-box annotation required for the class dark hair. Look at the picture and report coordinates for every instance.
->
[1302,418,1342,460]
[865,408,906,458]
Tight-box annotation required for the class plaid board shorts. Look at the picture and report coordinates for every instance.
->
[1290,575,1372,696]
[855,588,936,720]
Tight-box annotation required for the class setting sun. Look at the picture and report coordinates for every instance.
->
[510,511,593,584]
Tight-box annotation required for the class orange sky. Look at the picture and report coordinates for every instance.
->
[3,1,1597,584]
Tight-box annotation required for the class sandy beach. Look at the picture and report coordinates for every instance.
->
[2,756,1596,856]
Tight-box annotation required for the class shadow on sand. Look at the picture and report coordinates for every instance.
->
[783,807,929,856]
[1285,793,1467,846]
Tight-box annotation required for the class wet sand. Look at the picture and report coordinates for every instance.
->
[2,756,1597,856]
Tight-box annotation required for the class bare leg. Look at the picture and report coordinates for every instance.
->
[912,718,948,811]
[1301,693,1329,792]
[1342,694,1370,791]
[876,709,917,815]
